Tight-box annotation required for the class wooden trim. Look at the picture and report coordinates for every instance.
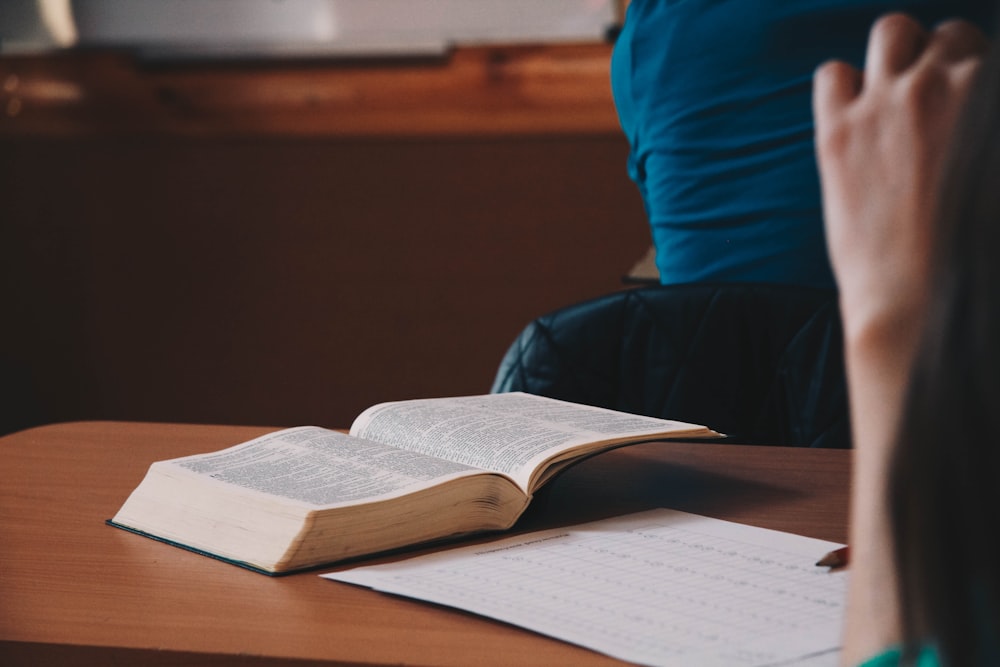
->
[0,42,620,138]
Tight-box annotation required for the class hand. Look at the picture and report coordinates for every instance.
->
[814,13,985,349]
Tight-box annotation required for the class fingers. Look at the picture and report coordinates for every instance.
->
[865,13,928,82]
[813,14,931,117]
[814,14,987,119]
[923,19,988,65]
[861,14,986,84]
[812,60,862,154]
[814,59,862,116]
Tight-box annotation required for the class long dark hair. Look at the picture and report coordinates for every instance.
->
[890,18,1000,666]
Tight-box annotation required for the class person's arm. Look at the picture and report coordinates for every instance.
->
[812,13,986,666]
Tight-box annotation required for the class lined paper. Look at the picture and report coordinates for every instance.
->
[324,509,846,667]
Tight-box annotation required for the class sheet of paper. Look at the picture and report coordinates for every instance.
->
[323,509,847,667]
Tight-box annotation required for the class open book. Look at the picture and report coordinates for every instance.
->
[110,392,719,574]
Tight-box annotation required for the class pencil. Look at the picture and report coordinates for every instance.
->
[816,546,849,568]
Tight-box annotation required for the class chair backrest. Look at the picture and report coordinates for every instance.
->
[492,283,849,448]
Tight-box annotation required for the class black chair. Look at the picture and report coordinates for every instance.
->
[492,283,849,448]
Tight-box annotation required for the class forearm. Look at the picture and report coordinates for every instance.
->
[839,320,913,666]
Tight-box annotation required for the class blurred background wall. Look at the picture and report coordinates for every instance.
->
[0,0,650,433]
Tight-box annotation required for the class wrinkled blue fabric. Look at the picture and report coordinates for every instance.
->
[612,0,994,286]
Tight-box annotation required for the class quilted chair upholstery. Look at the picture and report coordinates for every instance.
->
[492,284,849,448]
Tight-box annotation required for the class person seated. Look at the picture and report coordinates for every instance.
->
[813,10,998,665]
[494,2,994,449]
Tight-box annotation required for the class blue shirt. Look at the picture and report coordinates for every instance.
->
[612,0,993,286]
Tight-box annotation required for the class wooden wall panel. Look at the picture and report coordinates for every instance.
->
[0,134,649,431]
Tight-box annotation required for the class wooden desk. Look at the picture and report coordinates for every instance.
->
[0,421,849,666]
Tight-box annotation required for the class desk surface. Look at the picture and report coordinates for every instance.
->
[0,421,849,666]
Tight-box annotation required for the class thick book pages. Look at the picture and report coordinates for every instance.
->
[325,508,848,667]
[111,393,719,574]
[347,393,719,493]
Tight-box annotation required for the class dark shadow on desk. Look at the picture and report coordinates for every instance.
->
[514,441,829,539]
[0,641,336,667]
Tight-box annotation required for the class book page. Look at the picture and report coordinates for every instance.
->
[166,426,485,508]
[349,393,712,491]
[324,509,847,667]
